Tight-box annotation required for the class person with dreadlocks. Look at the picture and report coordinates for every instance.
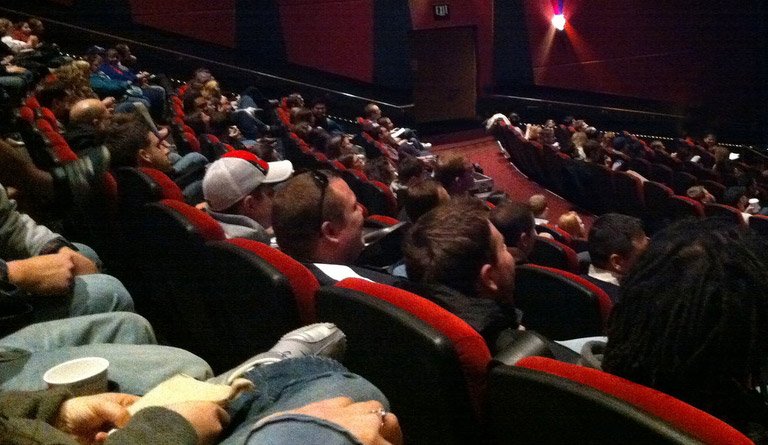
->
[580,218,768,442]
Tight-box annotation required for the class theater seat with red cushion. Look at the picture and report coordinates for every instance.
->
[486,357,752,444]
[202,238,316,371]
[316,278,490,445]
[132,200,225,364]
[529,236,580,273]
[514,264,613,339]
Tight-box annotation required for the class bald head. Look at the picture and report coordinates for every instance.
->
[69,99,109,127]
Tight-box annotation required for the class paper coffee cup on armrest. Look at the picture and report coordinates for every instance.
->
[43,357,109,396]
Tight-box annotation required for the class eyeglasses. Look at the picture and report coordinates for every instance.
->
[308,170,329,229]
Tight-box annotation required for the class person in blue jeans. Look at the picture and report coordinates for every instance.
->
[0,323,402,444]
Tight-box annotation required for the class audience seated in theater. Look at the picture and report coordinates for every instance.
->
[9,21,39,49]
[391,155,427,196]
[99,48,146,87]
[570,130,588,160]
[114,42,137,69]
[687,185,716,204]
[362,102,382,123]
[325,134,363,160]
[581,213,648,304]
[36,81,73,126]
[0,322,402,445]
[272,170,398,285]
[434,155,474,197]
[363,157,396,187]
[202,151,292,244]
[86,53,152,115]
[539,125,559,149]
[557,210,587,239]
[402,179,450,224]
[723,186,754,222]
[377,117,431,154]
[389,179,450,278]
[489,200,537,264]
[0,183,133,329]
[104,116,207,202]
[337,153,366,171]
[585,219,768,442]
[529,194,549,225]
[713,146,737,184]
[285,92,305,109]
[702,132,718,152]
[401,198,521,351]
[523,123,542,143]
[310,97,343,134]
[65,98,112,154]
[0,18,38,53]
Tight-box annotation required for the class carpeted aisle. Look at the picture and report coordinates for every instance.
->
[434,135,595,229]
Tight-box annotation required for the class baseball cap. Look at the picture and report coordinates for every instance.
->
[203,151,293,211]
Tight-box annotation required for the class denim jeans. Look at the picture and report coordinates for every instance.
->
[221,357,389,445]
[0,312,213,394]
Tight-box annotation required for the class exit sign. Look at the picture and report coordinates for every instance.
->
[434,4,450,20]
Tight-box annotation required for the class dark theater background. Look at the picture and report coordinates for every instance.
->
[2,0,766,145]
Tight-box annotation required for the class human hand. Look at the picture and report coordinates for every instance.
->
[101,97,116,112]
[6,65,28,74]
[59,247,99,275]
[166,401,230,445]
[7,252,75,295]
[273,397,402,445]
[54,393,139,444]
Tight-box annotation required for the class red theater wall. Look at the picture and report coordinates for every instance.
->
[277,0,374,82]
[128,0,236,48]
[521,0,759,106]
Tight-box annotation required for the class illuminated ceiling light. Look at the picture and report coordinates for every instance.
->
[552,14,566,31]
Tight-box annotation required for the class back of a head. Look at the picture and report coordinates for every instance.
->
[587,213,644,269]
[69,98,105,127]
[557,211,583,238]
[404,198,492,296]
[103,116,149,169]
[490,200,534,249]
[272,171,347,262]
[404,179,448,222]
[397,155,425,185]
[723,186,747,208]
[687,185,707,202]
[603,219,768,426]
[434,156,473,196]
[528,194,548,218]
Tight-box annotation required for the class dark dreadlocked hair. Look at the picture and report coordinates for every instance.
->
[603,218,768,435]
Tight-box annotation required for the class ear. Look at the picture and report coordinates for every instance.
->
[240,194,256,211]
[137,148,152,164]
[320,220,342,244]
[479,263,499,294]
[609,253,626,274]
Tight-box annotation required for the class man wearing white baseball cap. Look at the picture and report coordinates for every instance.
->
[203,151,293,244]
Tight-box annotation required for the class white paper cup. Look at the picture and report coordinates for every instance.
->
[43,357,109,396]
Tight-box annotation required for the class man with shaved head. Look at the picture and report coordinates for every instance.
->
[65,98,112,154]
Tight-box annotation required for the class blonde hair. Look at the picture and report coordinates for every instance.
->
[557,211,586,238]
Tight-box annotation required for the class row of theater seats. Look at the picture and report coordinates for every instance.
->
[16,96,78,168]
[88,90,749,443]
[168,94,237,161]
[105,165,748,444]
[492,121,768,234]
[274,100,400,217]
